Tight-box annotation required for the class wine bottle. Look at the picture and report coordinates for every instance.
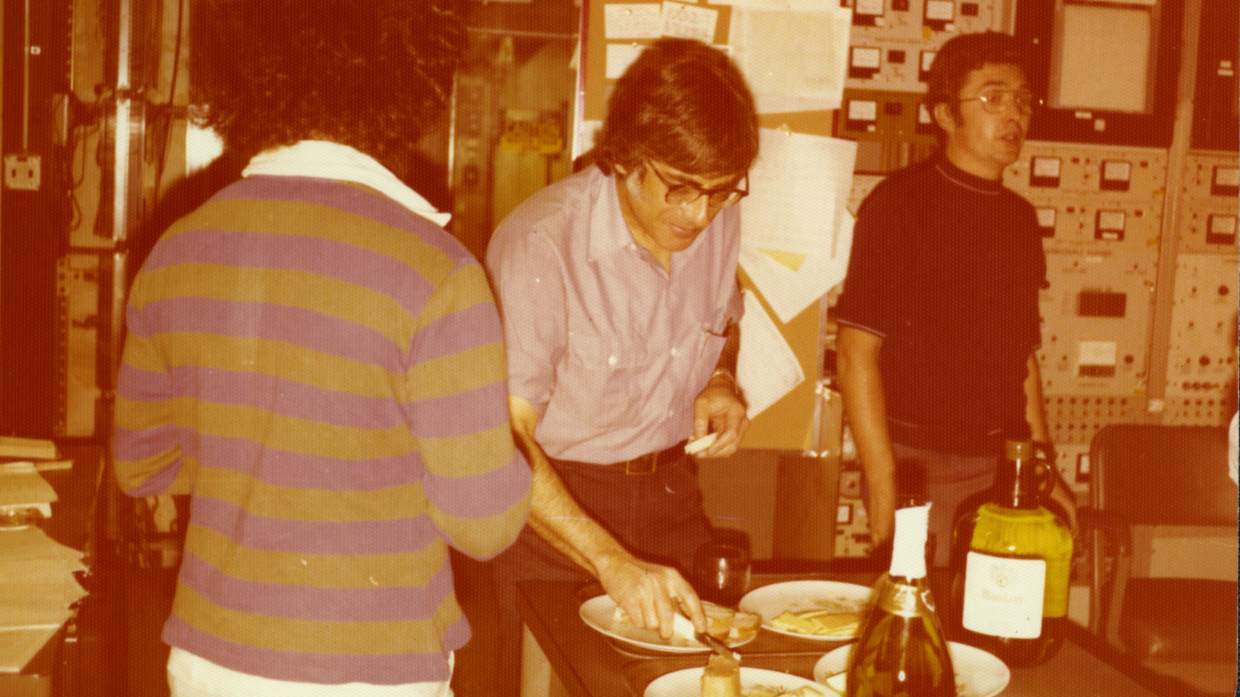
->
[950,438,1074,667]
[846,504,955,697]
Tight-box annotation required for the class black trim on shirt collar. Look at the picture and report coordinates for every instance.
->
[933,158,1003,196]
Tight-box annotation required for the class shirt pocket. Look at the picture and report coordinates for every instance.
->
[559,332,641,431]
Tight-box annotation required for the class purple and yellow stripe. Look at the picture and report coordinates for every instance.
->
[112,175,530,685]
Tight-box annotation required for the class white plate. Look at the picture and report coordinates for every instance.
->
[812,641,1011,697]
[738,581,873,641]
[645,666,830,697]
[579,595,757,654]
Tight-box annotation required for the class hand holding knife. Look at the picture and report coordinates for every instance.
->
[672,611,740,661]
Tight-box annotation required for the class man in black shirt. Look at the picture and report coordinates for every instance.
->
[836,31,1076,566]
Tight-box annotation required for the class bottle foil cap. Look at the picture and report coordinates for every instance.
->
[890,503,930,579]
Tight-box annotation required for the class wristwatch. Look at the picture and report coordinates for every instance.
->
[710,368,738,392]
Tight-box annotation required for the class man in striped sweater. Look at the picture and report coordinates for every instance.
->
[112,2,530,696]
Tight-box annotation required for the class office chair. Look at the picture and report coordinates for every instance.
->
[1080,424,1238,696]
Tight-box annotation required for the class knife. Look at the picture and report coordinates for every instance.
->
[696,629,741,661]
[672,612,739,660]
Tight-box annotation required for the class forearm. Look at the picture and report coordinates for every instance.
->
[701,320,741,405]
[1023,352,1077,527]
[694,319,748,454]
[1024,351,1050,443]
[837,327,897,540]
[840,368,896,506]
[509,391,707,636]
[527,454,629,576]
[713,320,740,376]
[509,397,634,577]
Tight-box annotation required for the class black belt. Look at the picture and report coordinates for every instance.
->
[551,441,688,475]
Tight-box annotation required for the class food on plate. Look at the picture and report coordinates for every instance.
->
[698,655,825,697]
[770,608,861,637]
[767,596,867,637]
[612,601,760,647]
[700,654,742,697]
[703,602,763,644]
[820,671,847,694]
[742,686,824,697]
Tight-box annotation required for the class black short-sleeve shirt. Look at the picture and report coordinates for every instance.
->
[836,157,1046,454]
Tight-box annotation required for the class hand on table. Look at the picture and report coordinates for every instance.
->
[597,554,706,640]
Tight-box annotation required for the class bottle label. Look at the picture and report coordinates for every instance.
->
[961,552,1046,638]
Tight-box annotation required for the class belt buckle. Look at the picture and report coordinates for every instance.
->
[624,452,657,475]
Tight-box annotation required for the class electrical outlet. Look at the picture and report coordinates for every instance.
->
[4,153,41,190]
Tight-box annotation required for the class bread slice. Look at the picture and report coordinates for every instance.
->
[700,653,742,697]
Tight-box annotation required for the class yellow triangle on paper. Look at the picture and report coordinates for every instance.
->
[757,248,808,272]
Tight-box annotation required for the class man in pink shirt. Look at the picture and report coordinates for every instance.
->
[485,38,759,694]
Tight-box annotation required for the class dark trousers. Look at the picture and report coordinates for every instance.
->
[489,449,714,695]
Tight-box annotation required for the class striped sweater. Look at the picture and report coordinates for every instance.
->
[113,174,531,685]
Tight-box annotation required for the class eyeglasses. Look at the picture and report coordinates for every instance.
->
[644,161,749,208]
[959,88,1043,115]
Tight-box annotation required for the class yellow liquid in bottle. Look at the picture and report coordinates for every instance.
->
[969,503,1073,616]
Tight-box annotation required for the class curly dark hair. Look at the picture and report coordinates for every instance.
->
[189,0,466,165]
[925,31,1035,134]
[593,38,759,178]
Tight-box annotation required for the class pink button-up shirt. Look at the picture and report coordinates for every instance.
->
[486,167,744,463]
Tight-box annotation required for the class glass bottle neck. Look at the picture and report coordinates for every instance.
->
[993,453,1041,510]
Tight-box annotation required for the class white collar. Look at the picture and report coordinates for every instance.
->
[242,140,451,227]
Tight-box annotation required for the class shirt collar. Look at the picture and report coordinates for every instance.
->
[242,140,451,226]
[588,168,636,263]
[934,156,1004,195]
[585,166,717,267]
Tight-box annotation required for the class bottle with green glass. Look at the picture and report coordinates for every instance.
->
[846,503,955,697]
[949,430,1074,668]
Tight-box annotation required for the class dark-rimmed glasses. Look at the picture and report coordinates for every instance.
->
[644,161,749,208]
[959,88,1044,115]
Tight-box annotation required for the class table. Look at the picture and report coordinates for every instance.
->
[516,571,1174,697]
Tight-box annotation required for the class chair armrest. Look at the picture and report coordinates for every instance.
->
[1078,507,1134,647]
[1078,506,1131,555]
